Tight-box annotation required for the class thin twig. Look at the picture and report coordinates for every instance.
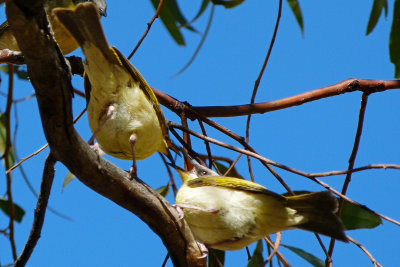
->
[264,236,291,267]
[6,144,48,174]
[264,232,282,266]
[127,0,165,59]
[327,93,369,263]
[309,164,400,177]
[14,153,57,267]
[170,122,400,227]
[160,153,178,196]
[4,63,17,260]
[347,235,382,267]
[198,120,213,169]
[161,253,169,267]
[6,108,87,174]
[246,0,282,182]
[223,153,242,177]
[308,176,400,226]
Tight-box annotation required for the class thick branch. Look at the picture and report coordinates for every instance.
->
[5,1,203,266]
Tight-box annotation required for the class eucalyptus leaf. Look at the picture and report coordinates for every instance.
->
[281,191,382,230]
[282,244,324,267]
[208,248,225,267]
[0,198,26,223]
[156,184,170,197]
[366,0,388,35]
[0,113,15,166]
[0,65,29,80]
[62,172,76,192]
[189,0,211,25]
[286,0,304,35]
[341,201,382,230]
[166,0,197,32]
[247,240,264,267]
[211,0,245,9]
[150,0,185,45]
[390,0,400,77]
[214,161,241,178]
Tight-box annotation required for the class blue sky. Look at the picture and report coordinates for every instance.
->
[1,0,400,266]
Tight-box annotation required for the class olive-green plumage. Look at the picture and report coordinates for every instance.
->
[53,3,171,161]
[174,162,348,251]
[0,0,106,54]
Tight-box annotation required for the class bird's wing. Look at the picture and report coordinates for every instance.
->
[112,47,169,139]
[186,176,286,200]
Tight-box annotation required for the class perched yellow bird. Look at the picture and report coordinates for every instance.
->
[173,161,348,251]
[0,0,107,54]
[54,3,173,177]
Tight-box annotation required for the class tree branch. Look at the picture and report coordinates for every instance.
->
[5,1,203,266]
[154,79,400,118]
[15,153,56,267]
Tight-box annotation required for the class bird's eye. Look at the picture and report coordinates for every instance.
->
[201,170,207,176]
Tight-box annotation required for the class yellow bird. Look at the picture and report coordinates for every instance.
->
[173,161,348,251]
[0,0,106,54]
[54,3,173,177]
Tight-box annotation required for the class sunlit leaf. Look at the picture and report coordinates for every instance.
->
[156,184,170,197]
[390,0,400,77]
[366,0,388,35]
[281,244,324,267]
[150,0,185,45]
[247,240,264,267]
[214,161,242,178]
[341,201,382,230]
[208,248,225,267]
[211,0,245,9]
[62,172,76,192]
[0,198,25,223]
[286,0,304,35]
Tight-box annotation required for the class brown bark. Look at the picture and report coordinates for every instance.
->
[5,1,204,266]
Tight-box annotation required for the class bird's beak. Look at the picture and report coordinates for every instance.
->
[167,162,185,173]
[167,162,192,183]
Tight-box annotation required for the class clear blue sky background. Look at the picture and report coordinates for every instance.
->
[1,0,400,266]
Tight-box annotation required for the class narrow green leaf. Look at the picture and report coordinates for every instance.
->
[166,0,197,32]
[247,240,264,267]
[340,201,382,230]
[62,172,76,192]
[150,0,185,45]
[208,248,225,267]
[0,198,26,223]
[214,161,242,178]
[286,0,304,35]
[0,65,29,80]
[390,0,400,77]
[14,65,29,80]
[156,184,170,197]
[211,0,245,9]
[366,0,388,35]
[282,190,382,230]
[281,244,324,267]
[0,112,15,166]
[189,0,211,25]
